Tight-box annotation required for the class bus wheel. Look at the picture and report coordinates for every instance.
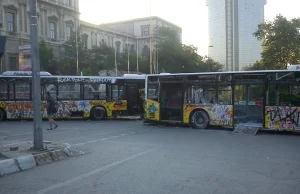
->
[191,110,209,129]
[91,107,106,120]
[0,109,5,121]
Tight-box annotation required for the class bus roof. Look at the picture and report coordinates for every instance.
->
[0,74,146,83]
[2,71,52,76]
[147,68,300,77]
[122,74,147,79]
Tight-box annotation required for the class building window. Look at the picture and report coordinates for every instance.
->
[116,41,121,54]
[142,45,149,57]
[49,22,56,39]
[7,12,15,32]
[130,44,135,52]
[67,0,72,6]
[141,25,150,36]
[66,26,72,39]
[9,57,17,71]
[82,34,88,49]
[100,39,106,47]
[19,7,23,32]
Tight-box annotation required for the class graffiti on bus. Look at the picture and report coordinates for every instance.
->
[184,104,233,126]
[265,106,300,131]
[0,100,127,119]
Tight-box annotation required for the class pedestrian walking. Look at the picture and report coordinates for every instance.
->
[45,92,58,130]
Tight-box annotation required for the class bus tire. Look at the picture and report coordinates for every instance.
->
[0,109,5,121]
[90,106,106,120]
[191,110,209,129]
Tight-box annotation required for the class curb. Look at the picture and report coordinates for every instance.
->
[0,145,84,177]
[15,155,36,171]
[0,159,19,176]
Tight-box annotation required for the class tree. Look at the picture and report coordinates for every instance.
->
[155,26,223,73]
[252,15,300,70]
[200,57,224,72]
[39,40,58,74]
[242,60,268,71]
[62,28,90,75]
[87,45,116,74]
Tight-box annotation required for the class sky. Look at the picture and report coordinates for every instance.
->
[79,0,300,56]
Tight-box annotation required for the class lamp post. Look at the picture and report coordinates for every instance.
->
[149,0,152,74]
[30,0,43,150]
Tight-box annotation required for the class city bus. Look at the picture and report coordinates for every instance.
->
[144,66,300,132]
[0,71,146,121]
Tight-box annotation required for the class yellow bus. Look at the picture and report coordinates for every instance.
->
[144,66,300,132]
[0,71,145,121]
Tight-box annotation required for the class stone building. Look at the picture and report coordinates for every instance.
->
[0,0,80,72]
[0,0,182,73]
[98,16,182,57]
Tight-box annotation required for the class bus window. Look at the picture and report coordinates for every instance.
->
[9,82,14,100]
[218,86,232,105]
[110,85,125,101]
[58,83,80,100]
[84,83,107,100]
[268,84,300,106]
[119,86,125,100]
[147,83,158,100]
[0,82,8,100]
[44,84,57,100]
[15,82,30,100]
[187,85,216,104]
[112,85,118,100]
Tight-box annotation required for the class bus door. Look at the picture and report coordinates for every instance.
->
[126,84,140,115]
[234,82,264,125]
[160,83,183,121]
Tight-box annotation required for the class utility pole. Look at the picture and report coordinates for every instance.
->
[114,28,117,76]
[149,0,152,74]
[136,37,139,72]
[75,18,79,75]
[127,28,129,74]
[30,0,43,150]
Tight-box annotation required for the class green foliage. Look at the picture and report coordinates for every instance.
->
[87,45,115,74]
[39,40,58,74]
[249,15,300,70]
[155,26,223,73]
[242,60,268,71]
[63,28,90,75]
[50,25,223,75]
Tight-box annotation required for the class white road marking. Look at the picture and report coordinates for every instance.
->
[71,130,149,146]
[0,141,30,147]
[32,147,160,194]
[0,128,149,147]
[0,132,33,138]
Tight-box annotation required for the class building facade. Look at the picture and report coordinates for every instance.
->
[0,0,182,73]
[0,0,80,72]
[98,16,182,57]
[207,0,267,71]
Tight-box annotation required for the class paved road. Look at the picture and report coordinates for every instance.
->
[0,120,300,194]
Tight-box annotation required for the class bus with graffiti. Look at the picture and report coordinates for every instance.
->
[144,65,300,132]
[0,71,146,121]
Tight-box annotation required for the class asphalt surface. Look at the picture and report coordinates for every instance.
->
[0,120,300,194]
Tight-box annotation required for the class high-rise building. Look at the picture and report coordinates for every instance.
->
[207,0,267,71]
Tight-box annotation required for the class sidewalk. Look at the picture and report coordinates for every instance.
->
[0,140,84,177]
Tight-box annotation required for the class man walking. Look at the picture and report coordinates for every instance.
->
[45,92,58,130]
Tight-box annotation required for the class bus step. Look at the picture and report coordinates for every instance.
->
[232,124,262,135]
[116,116,142,120]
